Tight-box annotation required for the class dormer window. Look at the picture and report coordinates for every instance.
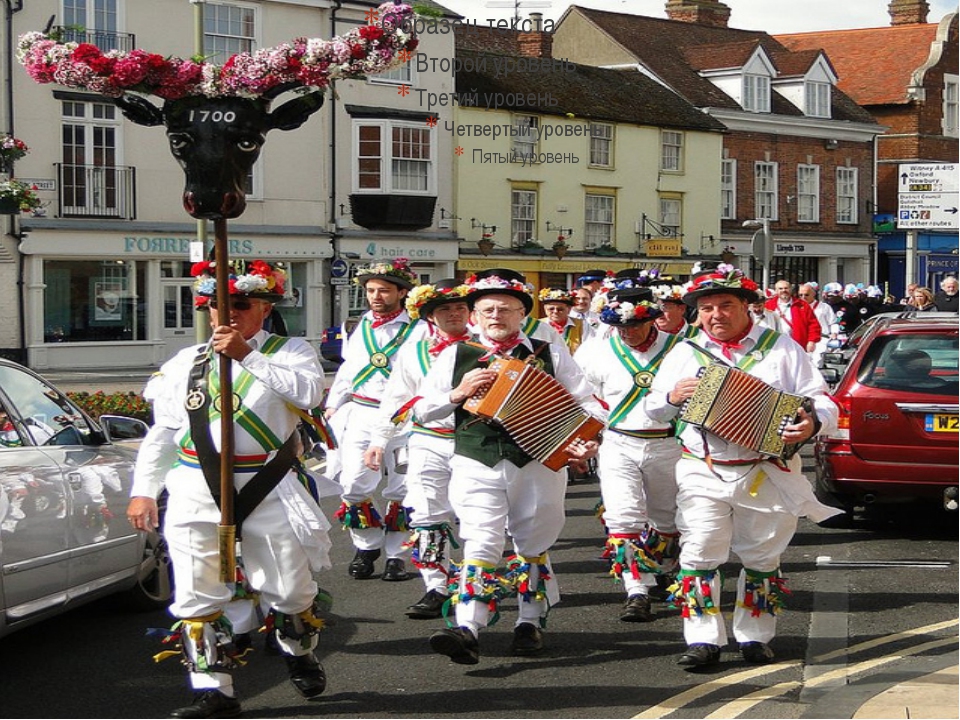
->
[743,73,770,113]
[805,80,831,118]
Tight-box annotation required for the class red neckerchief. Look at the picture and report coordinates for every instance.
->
[626,326,658,353]
[548,320,566,335]
[428,332,471,356]
[705,322,753,361]
[662,319,685,335]
[371,308,403,329]
[481,333,524,360]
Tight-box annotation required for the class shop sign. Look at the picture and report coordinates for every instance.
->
[644,239,682,257]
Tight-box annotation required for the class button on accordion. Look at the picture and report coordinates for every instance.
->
[463,356,604,471]
[679,362,812,460]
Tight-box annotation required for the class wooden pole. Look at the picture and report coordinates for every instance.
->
[214,217,237,582]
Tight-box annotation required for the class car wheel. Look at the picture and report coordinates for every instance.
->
[125,528,174,610]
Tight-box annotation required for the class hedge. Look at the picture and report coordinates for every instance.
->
[68,391,153,424]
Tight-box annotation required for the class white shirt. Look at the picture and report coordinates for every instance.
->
[644,324,837,463]
[811,300,838,337]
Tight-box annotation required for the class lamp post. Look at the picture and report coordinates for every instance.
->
[743,218,772,291]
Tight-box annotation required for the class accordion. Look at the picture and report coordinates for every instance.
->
[679,362,811,460]
[463,356,604,471]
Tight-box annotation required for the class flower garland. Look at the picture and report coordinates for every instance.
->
[17,2,417,100]
[685,263,759,294]
[651,283,685,302]
[466,273,532,296]
[0,134,28,164]
[353,257,419,288]
[190,259,286,307]
[406,282,470,320]
[538,287,574,304]
[599,299,659,325]
[0,179,42,212]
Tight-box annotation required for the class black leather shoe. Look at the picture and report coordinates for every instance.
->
[620,594,655,622]
[381,557,409,581]
[510,622,544,656]
[170,690,241,719]
[285,652,327,698]
[405,589,448,619]
[429,626,480,665]
[232,632,252,654]
[677,643,721,667]
[740,641,775,664]
[348,549,381,579]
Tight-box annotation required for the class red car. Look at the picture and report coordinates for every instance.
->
[815,313,959,514]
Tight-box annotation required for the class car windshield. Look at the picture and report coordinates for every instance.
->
[857,332,960,395]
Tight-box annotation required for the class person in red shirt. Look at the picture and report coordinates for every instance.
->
[764,281,820,352]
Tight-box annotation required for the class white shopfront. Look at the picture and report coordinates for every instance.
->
[21,227,333,371]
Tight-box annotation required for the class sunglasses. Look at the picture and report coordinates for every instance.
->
[209,299,258,311]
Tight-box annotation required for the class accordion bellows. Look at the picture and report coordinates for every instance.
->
[680,362,810,460]
[464,357,604,471]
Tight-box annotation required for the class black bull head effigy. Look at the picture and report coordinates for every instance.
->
[114,89,324,220]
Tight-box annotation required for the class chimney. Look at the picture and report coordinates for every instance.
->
[888,0,930,25]
[518,12,553,58]
[665,0,731,28]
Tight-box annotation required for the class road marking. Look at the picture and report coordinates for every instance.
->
[703,635,958,719]
[632,619,959,719]
[817,556,953,569]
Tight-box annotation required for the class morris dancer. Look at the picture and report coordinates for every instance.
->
[128,260,331,718]
[539,287,591,354]
[576,286,681,623]
[416,270,603,664]
[325,259,424,581]
[645,264,839,667]
[363,279,472,619]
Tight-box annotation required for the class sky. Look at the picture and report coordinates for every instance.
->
[437,0,957,34]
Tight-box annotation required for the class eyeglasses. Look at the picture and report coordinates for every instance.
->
[475,305,524,317]
[209,299,258,311]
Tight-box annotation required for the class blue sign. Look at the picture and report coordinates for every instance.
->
[331,257,349,278]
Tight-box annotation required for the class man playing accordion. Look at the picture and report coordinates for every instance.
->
[644,263,840,668]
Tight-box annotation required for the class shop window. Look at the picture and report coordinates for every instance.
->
[43,260,146,343]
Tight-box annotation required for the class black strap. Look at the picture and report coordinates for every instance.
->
[233,431,299,536]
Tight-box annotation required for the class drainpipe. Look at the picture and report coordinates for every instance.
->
[329,0,341,326]
[5,1,25,363]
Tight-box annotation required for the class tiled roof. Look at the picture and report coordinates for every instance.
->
[454,23,524,54]
[564,6,873,123]
[682,40,764,72]
[776,24,940,106]
[454,48,728,132]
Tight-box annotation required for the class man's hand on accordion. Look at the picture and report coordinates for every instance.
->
[450,367,498,405]
[565,437,600,473]
[781,406,817,445]
[668,377,701,406]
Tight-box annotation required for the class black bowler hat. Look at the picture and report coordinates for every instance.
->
[465,268,534,314]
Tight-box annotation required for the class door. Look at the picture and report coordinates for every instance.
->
[163,280,199,356]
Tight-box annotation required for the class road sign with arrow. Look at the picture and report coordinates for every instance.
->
[897,163,959,229]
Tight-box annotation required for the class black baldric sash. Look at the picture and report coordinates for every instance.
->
[185,345,299,538]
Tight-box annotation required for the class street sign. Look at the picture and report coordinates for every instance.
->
[330,276,350,286]
[330,256,349,278]
[897,163,959,229]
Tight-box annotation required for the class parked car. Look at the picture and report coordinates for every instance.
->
[0,358,171,639]
[815,314,959,515]
[318,317,360,365]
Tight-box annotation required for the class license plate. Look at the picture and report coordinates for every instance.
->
[925,414,959,432]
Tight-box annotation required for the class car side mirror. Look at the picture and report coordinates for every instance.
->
[819,367,840,384]
[822,351,846,365]
[100,414,150,442]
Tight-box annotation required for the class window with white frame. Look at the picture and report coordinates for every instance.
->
[720,159,737,219]
[204,2,257,62]
[63,0,121,51]
[836,166,858,224]
[659,195,682,237]
[61,100,124,215]
[754,161,778,220]
[660,130,684,172]
[743,73,771,113]
[805,81,831,118]
[512,115,539,160]
[354,121,434,194]
[371,62,413,85]
[511,189,537,245]
[589,123,613,167]
[796,164,820,222]
[943,74,959,137]
[585,194,615,248]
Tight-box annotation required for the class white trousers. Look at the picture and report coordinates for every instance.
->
[448,455,565,633]
[336,402,409,557]
[675,457,798,647]
[403,431,457,592]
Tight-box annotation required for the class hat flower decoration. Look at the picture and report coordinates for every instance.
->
[17,2,418,100]
[651,283,685,302]
[599,299,659,325]
[191,259,286,307]
[466,273,532,295]
[684,263,759,294]
[353,257,419,288]
[538,287,574,304]
[406,282,470,320]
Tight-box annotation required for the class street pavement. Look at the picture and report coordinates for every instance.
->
[12,365,958,719]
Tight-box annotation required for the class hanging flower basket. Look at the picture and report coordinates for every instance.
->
[594,244,619,256]
[0,134,29,166]
[0,179,42,214]
[517,240,544,255]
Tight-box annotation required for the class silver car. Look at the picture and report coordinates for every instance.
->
[0,358,172,638]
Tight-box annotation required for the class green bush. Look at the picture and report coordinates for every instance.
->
[68,391,153,424]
